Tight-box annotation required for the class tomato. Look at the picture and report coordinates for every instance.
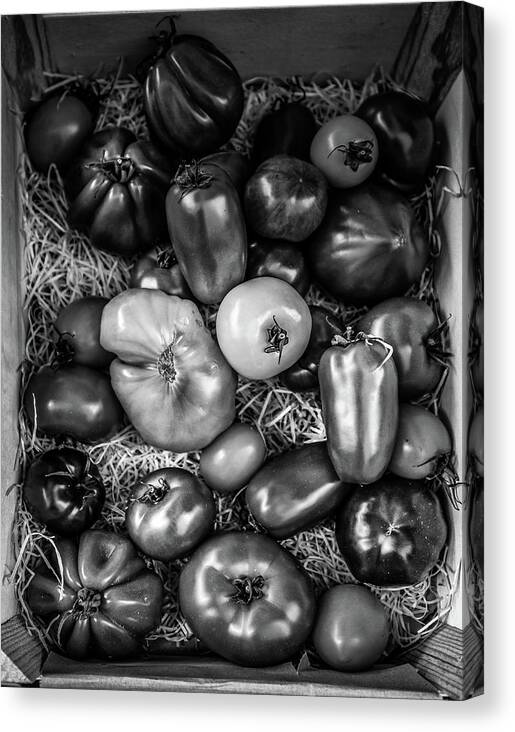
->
[65,126,174,257]
[469,406,484,477]
[24,365,123,443]
[305,184,429,304]
[179,532,315,667]
[246,441,347,539]
[280,306,344,392]
[389,404,452,480]
[53,296,114,370]
[310,114,378,188]
[26,530,163,660]
[319,331,398,485]
[24,81,99,173]
[252,101,318,166]
[22,447,104,536]
[471,300,484,395]
[469,478,484,577]
[357,297,444,399]
[357,91,435,192]
[130,245,192,299]
[201,150,250,196]
[100,289,236,451]
[244,155,328,243]
[336,476,448,587]
[312,585,389,671]
[143,20,243,157]
[199,423,266,494]
[216,277,312,380]
[125,468,215,561]
[246,236,310,296]
[166,161,247,305]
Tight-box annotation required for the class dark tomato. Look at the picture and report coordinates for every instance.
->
[179,532,316,666]
[199,423,266,495]
[216,277,312,380]
[246,236,310,296]
[471,300,484,395]
[310,114,378,188]
[23,365,123,443]
[312,585,389,671]
[200,150,250,196]
[469,406,484,477]
[357,91,435,192]
[305,184,429,305]
[252,101,318,166]
[280,305,344,392]
[336,476,448,587]
[469,478,484,577]
[23,446,104,536]
[54,296,114,370]
[244,155,328,243]
[130,245,192,299]
[125,468,215,562]
[389,404,452,480]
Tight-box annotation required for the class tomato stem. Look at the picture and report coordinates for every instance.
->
[264,315,289,364]
[85,154,136,183]
[156,247,177,269]
[327,138,375,171]
[157,342,177,383]
[231,575,265,604]
[52,326,75,367]
[174,161,215,200]
[72,587,102,618]
[133,478,170,505]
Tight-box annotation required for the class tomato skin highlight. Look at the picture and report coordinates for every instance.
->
[54,296,114,370]
[313,585,389,671]
[246,236,310,296]
[389,404,452,480]
[199,423,266,495]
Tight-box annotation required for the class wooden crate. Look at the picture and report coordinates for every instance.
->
[1,2,483,700]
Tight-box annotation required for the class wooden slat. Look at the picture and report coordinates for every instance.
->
[1,615,44,684]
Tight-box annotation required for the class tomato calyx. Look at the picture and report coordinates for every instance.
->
[331,328,394,370]
[230,575,266,605]
[85,153,137,184]
[424,315,453,368]
[264,315,289,364]
[132,477,170,505]
[72,587,102,618]
[135,16,178,80]
[327,139,375,171]
[174,161,215,200]
[52,326,76,367]
[157,342,177,383]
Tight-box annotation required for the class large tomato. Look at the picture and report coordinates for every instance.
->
[54,296,114,370]
[252,101,318,166]
[199,422,266,494]
[65,126,174,257]
[26,530,163,660]
[125,468,215,561]
[166,161,247,304]
[179,532,316,667]
[335,476,448,587]
[130,245,192,299]
[246,236,310,296]
[305,184,429,304]
[246,441,347,539]
[100,289,236,451]
[216,277,312,380]
[389,404,452,480]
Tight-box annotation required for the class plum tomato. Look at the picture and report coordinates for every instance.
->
[54,296,114,370]
[389,404,452,480]
[312,584,389,671]
[216,277,312,380]
[310,114,378,188]
[199,423,266,494]
[246,236,310,296]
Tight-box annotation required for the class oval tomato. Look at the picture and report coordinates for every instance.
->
[125,468,215,561]
[216,277,312,380]
[130,245,192,299]
[246,236,310,296]
[179,532,316,667]
[199,423,266,494]
[166,161,247,305]
[389,404,452,480]
[24,365,123,443]
[244,155,328,243]
[27,530,163,660]
[252,101,318,166]
[54,296,114,370]
[313,585,389,671]
[23,447,105,536]
[310,114,378,188]
[100,289,236,452]
[305,184,429,304]
[336,476,448,587]
[246,441,347,539]
[469,406,484,477]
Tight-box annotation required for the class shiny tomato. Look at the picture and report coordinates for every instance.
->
[54,296,114,370]
[389,404,452,480]
[125,468,215,561]
[246,236,310,296]
[199,423,266,494]
[130,245,192,299]
[469,406,484,477]
[312,585,389,671]
[310,114,378,188]
[216,277,312,380]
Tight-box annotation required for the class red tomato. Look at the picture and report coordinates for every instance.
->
[312,584,389,671]
[389,404,452,480]
[54,296,114,370]
[310,115,378,188]
[199,423,266,494]
[216,277,312,380]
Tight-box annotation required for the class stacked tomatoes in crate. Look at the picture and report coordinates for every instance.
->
[18,20,453,672]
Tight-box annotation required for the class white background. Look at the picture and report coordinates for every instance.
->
[1,0,513,728]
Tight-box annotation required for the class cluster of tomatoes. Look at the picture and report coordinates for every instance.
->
[22,20,451,672]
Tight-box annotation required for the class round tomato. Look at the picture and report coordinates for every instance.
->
[312,584,389,671]
[389,404,452,480]
[336,476,448,587]
[469,406,484,477]
[179,532,316,667]
[310,114,378,188]
[130,246,192,299]
[216,277,312,380]
[199,423,266,494]
[23,446,105,536]
[246,236,310,296]
[252,101,318,166]
[54,296,114,370]
[24,365,123,443]
[200,150,250,197]
[244,155,328,243]
[125,468,215,561]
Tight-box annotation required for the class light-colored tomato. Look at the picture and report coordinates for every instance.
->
[199,422,266,494]
[389,404,452,480]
